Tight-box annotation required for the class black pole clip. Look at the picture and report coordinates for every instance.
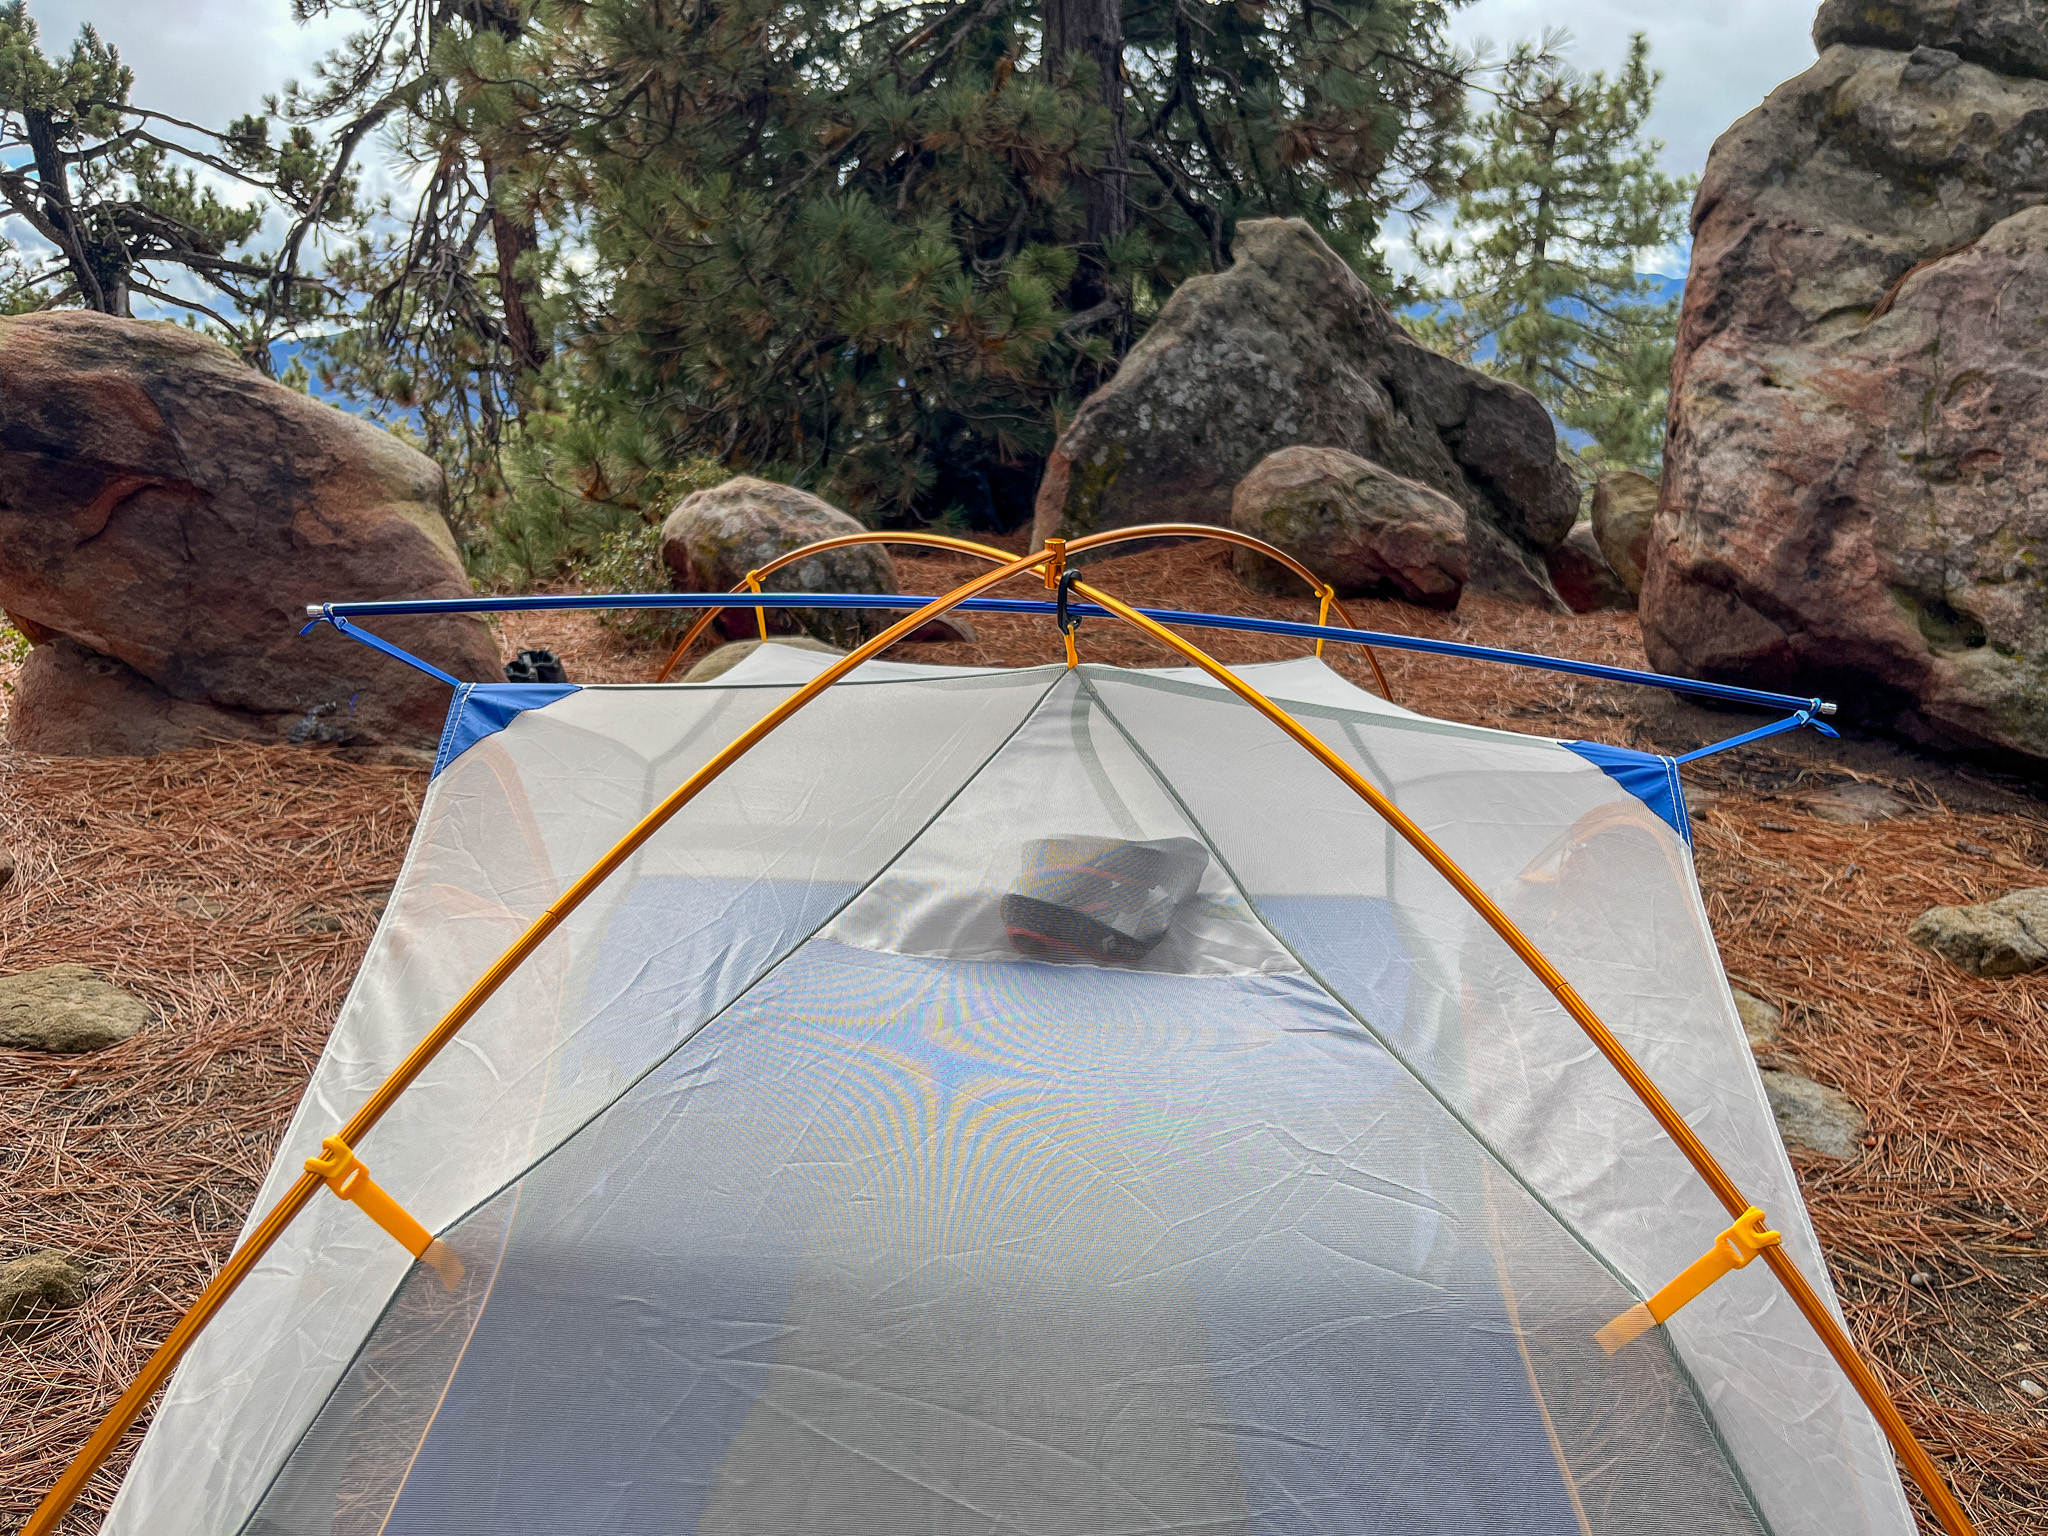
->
[1055,570,1081,638]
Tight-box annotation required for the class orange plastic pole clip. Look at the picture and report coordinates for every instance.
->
[306,1136,465,1291]
[1598,1206,1781,1354]
[743,570,768,641]
[1315,585,1334,658]
[1042,537,1065,589]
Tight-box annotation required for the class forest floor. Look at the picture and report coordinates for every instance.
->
[2,535,2045,1533]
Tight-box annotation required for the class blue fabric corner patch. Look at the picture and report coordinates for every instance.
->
[1562,740,1691,846]
[433,683,581,777]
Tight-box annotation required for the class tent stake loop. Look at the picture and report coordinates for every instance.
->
[306,1137,465,1292]
[1597,1207,1781,1354]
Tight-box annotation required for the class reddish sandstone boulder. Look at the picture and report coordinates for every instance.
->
[1228,446,1468,609]
[0,313,495,757]
[1648,17,2048,763]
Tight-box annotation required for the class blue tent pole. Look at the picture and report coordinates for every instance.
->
[303,594,1838,719]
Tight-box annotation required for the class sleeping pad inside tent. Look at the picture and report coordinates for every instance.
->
[97,646,1920,1536]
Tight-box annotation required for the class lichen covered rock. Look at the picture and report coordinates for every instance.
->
[1814,0,2048,78]
[1228,446,1467,609]
[1590,471,1657,597]
[0,1250,88,1324]
[1908,887,2048,977]
[1761,1069,1866,1159]
[0,964,151,1052]
[1032,219,1578,605]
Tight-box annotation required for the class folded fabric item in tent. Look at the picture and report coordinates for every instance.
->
[1002,833,1209,964]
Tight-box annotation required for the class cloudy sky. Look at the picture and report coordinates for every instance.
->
[21,0,1822,278]
[33,0,1820,166]
[1450,1,1818,186]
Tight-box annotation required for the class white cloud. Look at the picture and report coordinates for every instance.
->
[27,0,350,129]
[1450,0,1820,186]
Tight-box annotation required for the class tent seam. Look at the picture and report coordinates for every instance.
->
[227,668,1072,1533]
[1085,674,1782,1536]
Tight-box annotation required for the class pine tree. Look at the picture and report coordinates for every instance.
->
[277,0,558,530]
[0,2,362,363]
[444,0,1478,569]
[1414,32,1690,474]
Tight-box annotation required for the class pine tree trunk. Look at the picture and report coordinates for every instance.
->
[471,0,544,405]
[23,109,114,313]
[1044,0,1127,313]
[483,154,545,401]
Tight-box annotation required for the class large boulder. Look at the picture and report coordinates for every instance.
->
[1227,446,1468,609]
[1815,0,2048,78]
[0,312,496,757]
[660,477,897,650]
[1590,471,1657,597]
[1647,16,2048,763]
[1031,219,1580,606]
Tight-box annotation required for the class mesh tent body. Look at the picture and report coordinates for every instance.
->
[103,648,1915,1536]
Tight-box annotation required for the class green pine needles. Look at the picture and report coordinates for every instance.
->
[0,1,363,358]
[445,0,1475,571]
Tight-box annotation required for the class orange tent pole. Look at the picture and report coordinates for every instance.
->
[1067,523,1392,699]
[654,523,1394,699]
[21,548,1058,1536]
[1070,577,1977,1536]
[651,531,1018,681]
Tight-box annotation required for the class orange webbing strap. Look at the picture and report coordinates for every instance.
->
[305,1137,465,1292]
[743,571,767,641]
[22,550,1056,1536]
[1597,1207,1781,1354]
[1066,577,1978,1536]
[653,530,1017,681]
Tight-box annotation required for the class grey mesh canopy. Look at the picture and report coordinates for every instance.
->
[104,649,1915,1536]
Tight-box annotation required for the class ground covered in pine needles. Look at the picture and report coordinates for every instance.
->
[3,537,2044,1532]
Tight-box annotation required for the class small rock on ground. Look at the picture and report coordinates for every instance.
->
[1908,888,2048,978]
[684,636,846,683]
[0,1250,88,1323]
[0,844,14,891]
[1729,984,1781,1049]
[0,964,152,1052]
[1761,1069,1865,1160]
